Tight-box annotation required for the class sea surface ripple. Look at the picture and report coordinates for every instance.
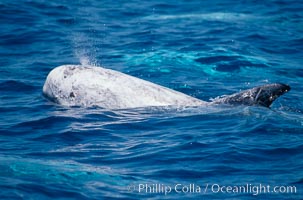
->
[0,0,302,199]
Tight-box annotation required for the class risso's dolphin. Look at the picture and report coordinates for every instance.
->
[43,65,290,109]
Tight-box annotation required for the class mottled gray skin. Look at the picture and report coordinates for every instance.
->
[43,65,290,109]
[212,83,291,107]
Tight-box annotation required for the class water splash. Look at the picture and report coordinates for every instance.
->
[72,32,99,66]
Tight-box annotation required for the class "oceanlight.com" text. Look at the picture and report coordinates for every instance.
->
[127,183,297,196]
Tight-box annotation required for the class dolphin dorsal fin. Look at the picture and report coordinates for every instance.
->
[212,83,291,107]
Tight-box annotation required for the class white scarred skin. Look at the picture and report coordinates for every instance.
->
[43,65,206,109]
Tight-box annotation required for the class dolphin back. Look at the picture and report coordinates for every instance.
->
[212,83,291,107]
[42,65,206,109]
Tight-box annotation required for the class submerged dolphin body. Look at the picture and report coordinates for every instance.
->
[43,65,290,109]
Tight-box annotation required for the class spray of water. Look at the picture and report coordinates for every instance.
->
[72,32,99,66]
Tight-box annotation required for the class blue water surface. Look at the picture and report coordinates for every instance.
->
[0,0,303,199]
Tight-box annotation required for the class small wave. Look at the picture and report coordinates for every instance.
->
[195,55,242,64]
[0,80,37,92]
[144,12,259,22]
[13,116,75,130]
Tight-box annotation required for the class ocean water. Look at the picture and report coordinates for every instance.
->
[0,0,303,199]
